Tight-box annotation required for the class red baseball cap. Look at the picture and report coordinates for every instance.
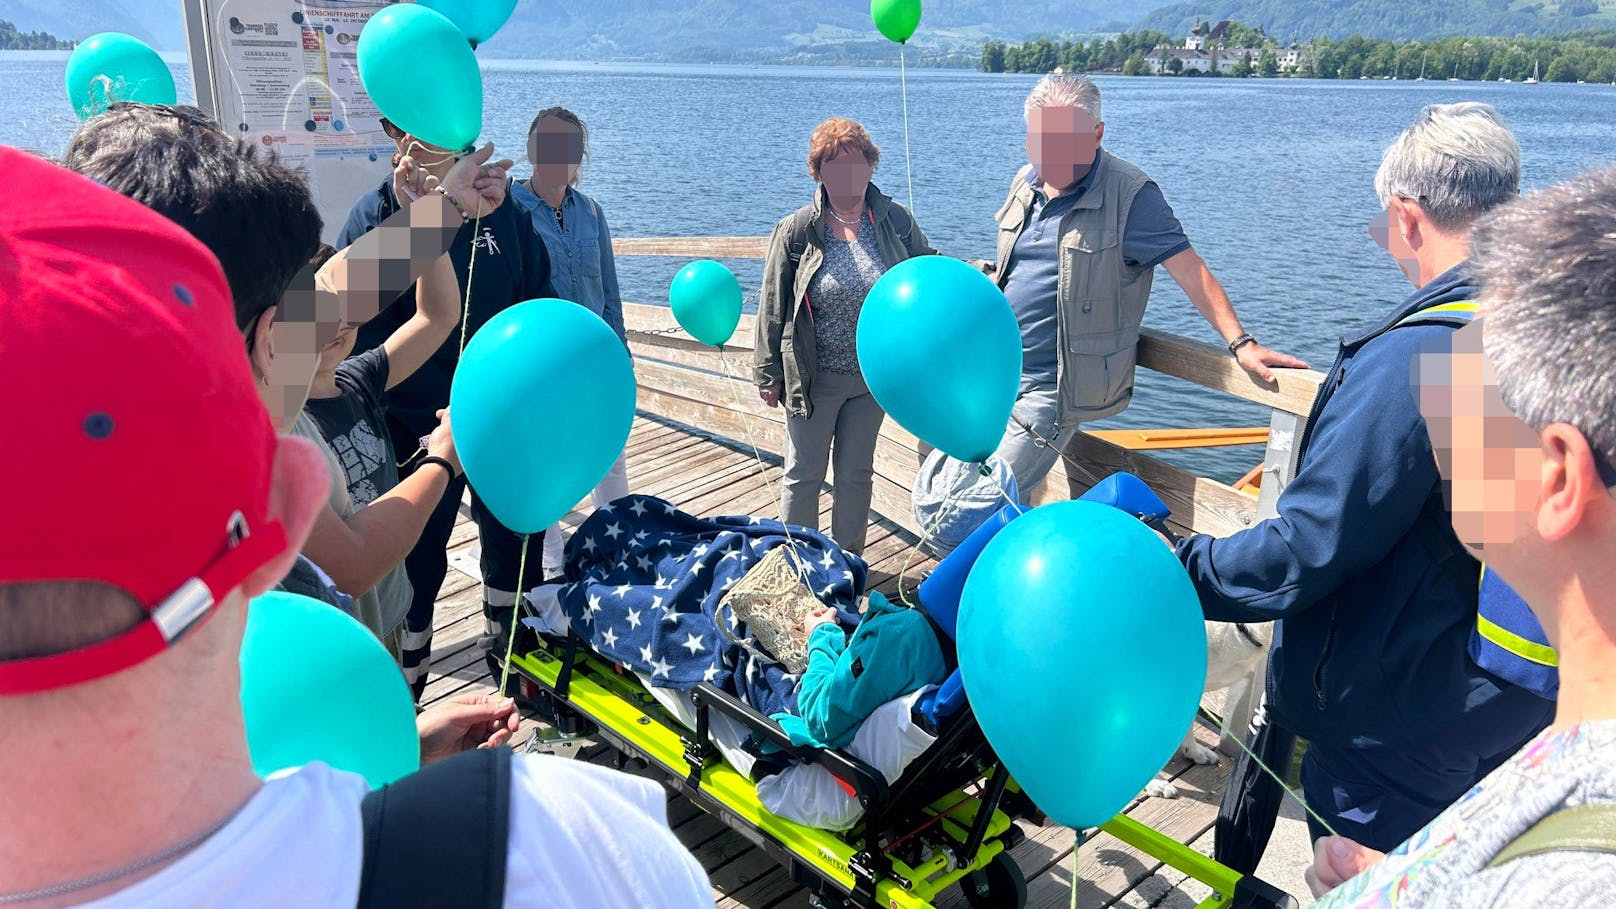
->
[0,146,286,695]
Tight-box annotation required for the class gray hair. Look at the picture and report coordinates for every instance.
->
[1472,166,1616,466]
[1374,102,1520,232]
[1023,74,1102,124]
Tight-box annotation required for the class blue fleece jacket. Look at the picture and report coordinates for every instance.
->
[774,592,947,751]
[1176,264,1541,748]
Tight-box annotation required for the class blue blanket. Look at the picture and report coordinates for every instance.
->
[559,495,866,717]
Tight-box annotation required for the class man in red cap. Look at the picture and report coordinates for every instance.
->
[0,147,714,907]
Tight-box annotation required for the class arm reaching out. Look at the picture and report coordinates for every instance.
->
[1161,246,1308,382]
[300,145,514,343]
[382,252,459,390]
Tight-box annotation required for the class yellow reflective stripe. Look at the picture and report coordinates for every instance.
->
[1477,612,1560,667]
[1422,301,1480,316]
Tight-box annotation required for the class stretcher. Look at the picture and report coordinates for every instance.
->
[507,473,1298,909]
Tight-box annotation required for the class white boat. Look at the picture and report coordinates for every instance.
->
[1416,51,1427,81]
[1525,60,1540,84]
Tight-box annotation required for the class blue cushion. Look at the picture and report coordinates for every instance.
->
[918,501,1025,641]
[1076,472,1171,522]
[918,669,970,725]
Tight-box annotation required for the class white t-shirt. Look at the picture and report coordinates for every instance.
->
[79,755,715,908]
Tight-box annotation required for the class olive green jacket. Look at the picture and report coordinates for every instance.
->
[754,183,934,418]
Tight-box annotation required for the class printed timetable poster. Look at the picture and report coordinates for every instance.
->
[189,0,398,242]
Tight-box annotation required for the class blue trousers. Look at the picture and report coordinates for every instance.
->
[1299,684,1553,852]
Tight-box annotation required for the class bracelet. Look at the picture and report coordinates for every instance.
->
[1227,332,1258,356]
[418,456,458,482]
[433,186,471,222]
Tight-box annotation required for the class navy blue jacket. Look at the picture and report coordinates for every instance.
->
[1177,264,1528,748]
[336,179,553,438]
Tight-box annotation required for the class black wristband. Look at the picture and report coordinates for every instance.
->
[418,456,458,482]
[1227,332,1258,356]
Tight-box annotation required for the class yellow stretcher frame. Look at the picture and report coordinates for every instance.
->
[509,641,1296,909]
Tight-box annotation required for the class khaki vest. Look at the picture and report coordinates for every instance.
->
[993,150,1154,420]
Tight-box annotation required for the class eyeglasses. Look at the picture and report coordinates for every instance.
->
[105,102,223,134]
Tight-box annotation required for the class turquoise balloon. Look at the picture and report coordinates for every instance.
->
[450,299,637,534]
[64,33,176,120]
[669,260,743,348]
[957,502,1207,829]
[240,592,419,788]
[357,4,483,152]
[856,255,1021,463]
[418,0,519,46]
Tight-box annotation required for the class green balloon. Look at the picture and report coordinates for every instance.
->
[240,591,420,788]
[358,4,483,152]
[64,33,177,121]
[669,260,743,348]
[870,0,922,43]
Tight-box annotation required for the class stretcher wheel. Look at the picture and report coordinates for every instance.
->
[961,852,1026,909]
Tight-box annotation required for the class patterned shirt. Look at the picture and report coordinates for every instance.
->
[1315,719,1616,908]
[808,216,885,376]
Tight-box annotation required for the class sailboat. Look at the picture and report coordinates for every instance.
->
[1525,59,1540,84]
[1416,51,1427,81]
[1448,60,1461,82]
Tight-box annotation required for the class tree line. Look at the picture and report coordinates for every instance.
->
[982,27,1616,83]
[0,19,73,51]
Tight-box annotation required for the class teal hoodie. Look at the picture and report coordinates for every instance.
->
[774,591,948,750]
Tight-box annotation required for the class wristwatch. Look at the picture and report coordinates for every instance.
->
[1227,333,1258,357]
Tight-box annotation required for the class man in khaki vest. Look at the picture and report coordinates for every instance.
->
[986,74,1304,493]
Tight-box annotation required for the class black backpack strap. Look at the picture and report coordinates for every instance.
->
[784,204,816,268]
[886,203,920,258]
[357,747,513,909]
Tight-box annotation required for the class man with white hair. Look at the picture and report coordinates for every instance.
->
[986,73,1304,491]
[1175,103,1554,851]
[1306,165,1616,908]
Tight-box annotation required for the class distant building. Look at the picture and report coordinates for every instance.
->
[1184,20,1212,51]
[1161,20,1271,75]
[1146,46,1212,74]
[1277,41,1305,72]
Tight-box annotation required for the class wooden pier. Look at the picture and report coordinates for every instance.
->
[412,237,1326,907]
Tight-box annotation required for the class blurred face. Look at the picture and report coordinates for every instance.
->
[1412,318,1545,559]
[528,117,584,190]
[1370,197,1422,286]
[1026,106,1103,192]
[819,147,873,202]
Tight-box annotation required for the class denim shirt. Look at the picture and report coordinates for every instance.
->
[510,180,626,342]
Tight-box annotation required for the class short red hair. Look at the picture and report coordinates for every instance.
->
[807,118,880,181]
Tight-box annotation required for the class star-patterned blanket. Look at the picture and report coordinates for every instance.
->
[559,495,867,717]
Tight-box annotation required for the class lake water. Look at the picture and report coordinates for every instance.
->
[5,53,1614,481]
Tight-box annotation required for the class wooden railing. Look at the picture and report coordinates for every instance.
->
[615,236,1325,540]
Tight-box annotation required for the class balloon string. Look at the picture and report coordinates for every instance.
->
[894,479,964,610]
[458,208,484,357]
[1199,704,1342,839]
[1070,827,1087,909]
[716,346,812,587]
[899,43,916,215]
[497,533,531,697]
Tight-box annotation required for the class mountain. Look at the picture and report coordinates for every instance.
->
[1136,0,1616,41]
[0,0,182,51]
[0,0,1159,59]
